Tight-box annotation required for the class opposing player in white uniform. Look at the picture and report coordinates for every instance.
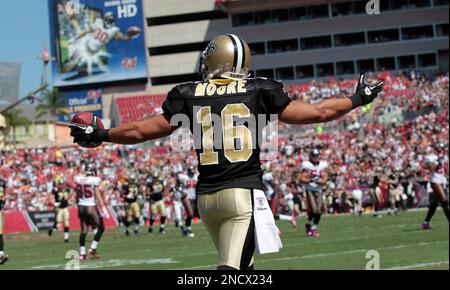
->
[421,146,449,229]
[167,177,184,228]
[299,149,329,237]
[177,166,198,237]
[74,164,110,260]
[65,12,140,75]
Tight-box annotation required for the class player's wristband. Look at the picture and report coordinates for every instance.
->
[349,94,364,109]
[95,129,111,143]
[102,206,110,218]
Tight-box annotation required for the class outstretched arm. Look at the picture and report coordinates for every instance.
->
[95,187,110,219]
[279,73,384,125]
[70,114,175,146]
[95,187,106,209]
[115,27,141,41]
[108,114,174,144]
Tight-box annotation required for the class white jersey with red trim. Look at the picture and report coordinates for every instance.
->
[424,154,448,185]
[74,175,101,206]
[301,161,328,188]
[178,174,198,200]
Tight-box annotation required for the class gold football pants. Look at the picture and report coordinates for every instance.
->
[56,208,70,228]
[151,200,166,217]
[125,202,141,222]
[197,188,255,270]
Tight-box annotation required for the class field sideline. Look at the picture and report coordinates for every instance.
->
[1,210,448,270]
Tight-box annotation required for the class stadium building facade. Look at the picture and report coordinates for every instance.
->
[105,0,448,123]
[144,0,448,88]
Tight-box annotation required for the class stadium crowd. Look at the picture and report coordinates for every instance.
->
[0,71,448,219]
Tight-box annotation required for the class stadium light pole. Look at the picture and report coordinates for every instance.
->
[0,47,53,115]
[0,85,47,115]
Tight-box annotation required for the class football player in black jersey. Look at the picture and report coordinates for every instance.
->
[146,173,167,234]
[70,34,384,270]
[49,180,72,242]
[121,175,141,236]
[0,176,8,265]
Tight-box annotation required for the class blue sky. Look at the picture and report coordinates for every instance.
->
[0,0,50,98]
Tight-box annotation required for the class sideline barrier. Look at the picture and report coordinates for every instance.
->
[3,207,118,234]
[2,210,32,234]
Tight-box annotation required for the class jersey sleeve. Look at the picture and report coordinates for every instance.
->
[93,177,101,187]
[320,161,329,169]
[257,78,293,115]
[162,86,186,119]
[177,174,186,183]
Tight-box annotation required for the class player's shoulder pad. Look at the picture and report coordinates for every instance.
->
[255,77,285,91]
[168,81,200,100]
[319,161,328,168]
[424,154,438,164]
[301,161,312,169]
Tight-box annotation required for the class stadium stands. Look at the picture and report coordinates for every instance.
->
[116,94,166,124]
[1,72,448,231]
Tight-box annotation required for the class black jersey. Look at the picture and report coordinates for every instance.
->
[0,178,6,210]
[122,183,139,203]
[149,182,164,202]
[52,189,70,209]
[162,78,292,194]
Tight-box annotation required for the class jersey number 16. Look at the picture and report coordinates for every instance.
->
[197,104,253,165]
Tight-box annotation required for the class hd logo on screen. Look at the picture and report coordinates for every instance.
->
[49,0,148,87]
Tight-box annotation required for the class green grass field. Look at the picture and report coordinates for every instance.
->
[1,210,448,270]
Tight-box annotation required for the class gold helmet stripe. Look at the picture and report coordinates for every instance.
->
[228,34,244,72]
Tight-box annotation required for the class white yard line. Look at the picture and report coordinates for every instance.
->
[179,240,446,270]
[31,258,178,270]
[386,261,449,270]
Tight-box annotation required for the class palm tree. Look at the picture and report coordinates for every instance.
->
[3,109,31,149]
[36,88,70,120]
